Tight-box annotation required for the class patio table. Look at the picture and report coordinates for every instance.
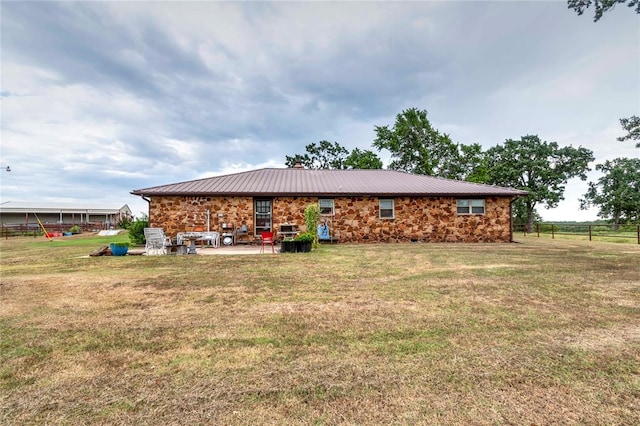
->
[179,233,203,254]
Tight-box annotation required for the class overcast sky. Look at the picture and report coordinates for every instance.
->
[1,1,638,221]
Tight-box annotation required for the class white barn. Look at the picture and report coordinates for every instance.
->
[0,201,132,227]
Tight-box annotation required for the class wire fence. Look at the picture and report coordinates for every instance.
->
[3,221,639,244]
[514,223,640,245]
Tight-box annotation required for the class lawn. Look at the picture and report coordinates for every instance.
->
[1,234,639,425]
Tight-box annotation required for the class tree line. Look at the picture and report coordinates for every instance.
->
[285,108,640,229]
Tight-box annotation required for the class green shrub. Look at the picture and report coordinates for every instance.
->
[294,232,314,242]
[128,216,149,245]
[68,225,81,234]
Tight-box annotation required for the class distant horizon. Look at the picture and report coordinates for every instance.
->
[0,196,608,224]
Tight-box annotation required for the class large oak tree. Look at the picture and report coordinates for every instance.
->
[344,148,383,169]
[486,135,594,231]
[372,108,463,179]
[285,140,349,169]
[285,140,382,169]
[580,157,640,226]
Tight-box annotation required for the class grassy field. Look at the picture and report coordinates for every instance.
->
[1,234,639,425]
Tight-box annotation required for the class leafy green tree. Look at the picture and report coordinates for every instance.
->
[459,143,490,183]
[372,108,462,178]
[617,115,640,147]
[580,157,640,227]
[285,153,312,169]
[117,215,133,229]
[568,0,639,22]
[486,135,594,231]
[285,140,349,169]
[344,148,383,169]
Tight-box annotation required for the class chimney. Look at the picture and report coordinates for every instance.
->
[293,162,304,169]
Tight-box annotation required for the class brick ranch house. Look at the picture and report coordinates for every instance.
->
[131,168,528,243]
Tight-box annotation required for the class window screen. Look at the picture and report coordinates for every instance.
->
[319,199,334,215]
[379,199,394,219]
[456,199,485,215]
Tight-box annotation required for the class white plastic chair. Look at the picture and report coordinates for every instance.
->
[144,228,171,255]
[176,232,186,245]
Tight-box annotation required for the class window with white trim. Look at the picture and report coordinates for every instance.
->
[319,199,334,216]
[456,199,485,215]
[379,199,395,219]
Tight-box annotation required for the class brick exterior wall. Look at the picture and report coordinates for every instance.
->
[148,195,514,243]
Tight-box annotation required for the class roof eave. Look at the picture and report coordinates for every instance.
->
[132,191,529,198]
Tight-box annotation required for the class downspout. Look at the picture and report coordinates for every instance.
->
[509,197,516,242]
[142,196,151,221]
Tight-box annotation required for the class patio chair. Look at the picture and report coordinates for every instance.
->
[260,231,275,254]
[199,231,220,248]
[144,227,171,255]
[176,232,186,245]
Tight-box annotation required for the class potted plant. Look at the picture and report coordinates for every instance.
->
[109,241,130,256]
[280,237,295,253]
[294,232,314,253]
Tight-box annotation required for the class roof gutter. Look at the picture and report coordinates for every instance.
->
[128,191,528,198]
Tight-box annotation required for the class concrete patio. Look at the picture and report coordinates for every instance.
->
[195,245,276,255]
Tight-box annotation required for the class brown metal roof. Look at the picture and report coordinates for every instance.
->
[131,168,528,197]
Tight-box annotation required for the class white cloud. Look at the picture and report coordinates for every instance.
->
[1,1,638,222]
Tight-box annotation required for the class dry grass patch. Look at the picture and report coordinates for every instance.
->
[1,236,639,424]
[565,325,640,351]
